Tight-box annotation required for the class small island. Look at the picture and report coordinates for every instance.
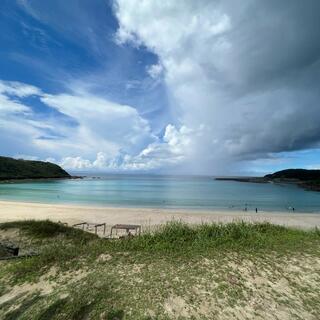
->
[0,156,71,181]
[216,169,320,191]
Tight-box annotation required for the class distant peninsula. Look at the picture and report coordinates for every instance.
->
[0,156,71,181]
[216,169,320,191]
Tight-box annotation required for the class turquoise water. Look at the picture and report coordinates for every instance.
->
[0,175,320,212]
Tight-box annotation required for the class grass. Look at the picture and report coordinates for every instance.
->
[0,220,96,241]
[106,221,320,253]
[3,294,41,320]
[1,220,319,281]
[0,220,319,319]
[1,219,318,252]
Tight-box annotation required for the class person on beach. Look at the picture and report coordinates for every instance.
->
[255,208,258,213]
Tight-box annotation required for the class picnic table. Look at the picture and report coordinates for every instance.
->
[72,222,88,230]
[93,223,106,235]
[110,224,141,237]
[72,222,106,235]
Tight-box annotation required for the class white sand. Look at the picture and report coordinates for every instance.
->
[0,200,319,230]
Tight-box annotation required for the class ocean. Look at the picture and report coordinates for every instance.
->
[0,175,320,212]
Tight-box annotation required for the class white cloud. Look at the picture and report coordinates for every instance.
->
[60,156,93,170]
[123,124,193,170]
[114,0,320,173]
[0,81,46,157]
[146,63,163,79]
[57,124,196,171]
[0,81,40,114]
[0,80,151,165]
[40,92,154,157]
[0,79,192,172]
[0,80,41,97]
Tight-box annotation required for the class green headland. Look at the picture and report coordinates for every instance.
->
[0,156,70,181]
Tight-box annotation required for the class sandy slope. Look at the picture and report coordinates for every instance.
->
[0,200,319,230]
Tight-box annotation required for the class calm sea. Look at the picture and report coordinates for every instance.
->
[0,175,320,212]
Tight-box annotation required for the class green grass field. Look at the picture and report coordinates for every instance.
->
[0,220,319,319]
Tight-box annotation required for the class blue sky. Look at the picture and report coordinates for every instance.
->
[1,0,320,175]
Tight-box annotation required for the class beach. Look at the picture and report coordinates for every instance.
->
[1,200,319,230]
[1,201,320,318]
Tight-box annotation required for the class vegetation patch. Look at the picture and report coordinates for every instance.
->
[0,220,319,319]
[0,220,96,240]
[0,156,70,180]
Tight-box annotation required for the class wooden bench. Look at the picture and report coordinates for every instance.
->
[72,222,88,230]
[93,223,106,235]
[72,222,106,235]
[110,224,141,238]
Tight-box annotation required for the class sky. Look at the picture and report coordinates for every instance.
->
[1,0,320,175]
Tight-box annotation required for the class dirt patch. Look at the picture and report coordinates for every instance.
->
[164,295,190,318]
[0,228,20,242]
[97,254,112,262]
[0,276,54,305]
[0,266,90,308]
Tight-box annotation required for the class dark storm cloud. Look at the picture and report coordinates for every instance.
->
[220,0,320,158]
[115,0,320,173]
[222,0,320,93]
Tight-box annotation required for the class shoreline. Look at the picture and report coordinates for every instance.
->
[0,198,309,213]
[0,200,320,230]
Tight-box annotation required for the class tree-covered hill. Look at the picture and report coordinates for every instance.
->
[264,169,320,191]
[216,169,320,191]
[0,156,70,180]
[265,169,320,181]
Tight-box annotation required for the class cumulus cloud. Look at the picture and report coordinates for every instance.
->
[57,124,195,171]
[40,92,154,157]
[0,79,190,172]
[146,64,163,79]
[114,0,320,172]
[1,80,141,162]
